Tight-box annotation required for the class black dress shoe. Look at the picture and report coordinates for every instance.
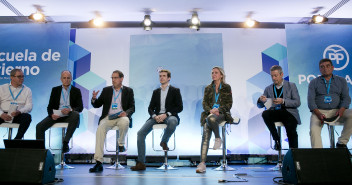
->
[62,142,70,153]
[118,146,126,152]
[130,162,146,171]
[274,140,281,151]
[160,142,169,151]
[89,162,103,173]
[336,142,347,148]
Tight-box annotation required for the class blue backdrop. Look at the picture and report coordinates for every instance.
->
[0,23,71,144]
[286,24,352,148]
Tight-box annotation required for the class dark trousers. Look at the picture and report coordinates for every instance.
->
[262,109,298,148]
[36,111,80,143]
[0,113,31,139]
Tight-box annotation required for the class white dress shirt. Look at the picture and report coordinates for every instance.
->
[0,83,33,115]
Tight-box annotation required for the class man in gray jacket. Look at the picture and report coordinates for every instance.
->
[257,65,301,150]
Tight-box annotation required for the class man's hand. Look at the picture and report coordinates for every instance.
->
[51,114,60,120]
[92,90,100,100]
[259,95,267,103]
[10,110,21,117]
[1,113,12,121]
[61,108,71,115]
[210,108,220,116]
[118,111,127,117]
[154,114,167,123]
[336,107,346,117]
[313,109,326,124]
[273,98,284,105]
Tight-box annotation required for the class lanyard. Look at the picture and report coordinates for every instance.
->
[213,83,222,103]
[61,85,71,106]
[323,78,332,95]
[9,84,24,101]
[274,85,283,98]
[113,88,122,103]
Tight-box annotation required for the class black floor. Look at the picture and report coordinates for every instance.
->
[54,164,283,185]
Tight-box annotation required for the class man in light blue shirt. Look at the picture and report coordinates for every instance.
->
[308,58,352,148]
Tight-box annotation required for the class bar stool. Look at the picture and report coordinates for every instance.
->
[49,122,73,170]
[0,123,20,140]
[152,123,176,170]
[269,122,285,171]
[324,116,342,148]
[104,126,127,170]
[213,117,240,171]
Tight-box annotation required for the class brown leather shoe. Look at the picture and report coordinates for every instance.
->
[160,142,169,151]
[130,162,146,171]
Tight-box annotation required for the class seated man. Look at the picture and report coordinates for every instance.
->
[36,70,83,153]
[89,70,135,173]
[257,65,301,150]
[131,69,183,171]
[308,58,352,148]
[0,69,32,139]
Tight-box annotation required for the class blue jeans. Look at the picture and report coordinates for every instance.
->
[137,116,178,163]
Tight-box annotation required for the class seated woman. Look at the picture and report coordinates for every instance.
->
[196,66,233,173]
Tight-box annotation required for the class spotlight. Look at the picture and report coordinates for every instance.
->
[187,12,200,30]
[28,12,45,22]
[244,18,258,28]
[89,17,105,27]
[311,15,328,23]
[142,15,153,31]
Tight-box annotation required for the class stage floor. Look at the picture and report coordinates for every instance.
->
[54,164,283,185]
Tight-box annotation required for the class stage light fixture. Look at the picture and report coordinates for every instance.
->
[311,15,328,23]
[28,12,45,22]
[142,15,153,31]
[187,12,200,30]
[89,17,105,27]
[244,18,258,28]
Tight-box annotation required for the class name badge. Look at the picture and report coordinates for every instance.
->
[324,96,332,104]
[111,103,118,109]
[275,104,282,110]
[10,102,18,105]
[212,104,220,109]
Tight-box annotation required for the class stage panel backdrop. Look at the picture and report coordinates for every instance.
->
[0,24,70,148]
[4,25,350,156]
[286,24,352,148]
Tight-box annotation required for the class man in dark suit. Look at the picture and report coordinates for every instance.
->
[131,69,183,171]
[89,70,135,173]
[257,65,301,150]
[36,70,83,153]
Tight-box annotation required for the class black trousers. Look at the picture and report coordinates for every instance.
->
[262,109,298,148]
[36,111,80,143]
[0,113,32,139]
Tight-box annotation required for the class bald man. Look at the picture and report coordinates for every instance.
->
[36,70,83,153]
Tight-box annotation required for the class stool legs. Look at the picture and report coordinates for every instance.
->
[157,151,177,170]
[270,126,282,171]
[107,130,124,170]
[8,128,13,140]
[56,127,74,170]
[329,125,335,148]
[214,125,235,171]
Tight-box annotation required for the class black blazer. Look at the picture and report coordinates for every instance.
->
[47,85,83,116]
[91,86,135,128]
[148,85,183,123]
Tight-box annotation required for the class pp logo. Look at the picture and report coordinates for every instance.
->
[323,45,349,71]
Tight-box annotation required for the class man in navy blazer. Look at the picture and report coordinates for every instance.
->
[89,70,135,173]
[257,65,301,150]
[131,69,183,171]
[36,70,83,153]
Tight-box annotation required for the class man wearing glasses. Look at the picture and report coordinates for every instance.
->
[36,70,83,153]
[0,69,32,139]
[89,70,135,172]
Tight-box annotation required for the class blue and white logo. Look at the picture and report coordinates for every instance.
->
[323,44,349,71]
